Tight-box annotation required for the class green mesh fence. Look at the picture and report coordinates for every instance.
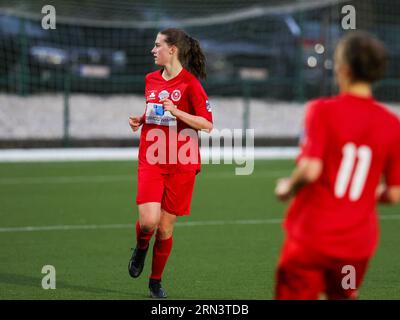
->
[0,0,399,101]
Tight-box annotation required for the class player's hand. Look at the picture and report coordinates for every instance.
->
[275,177,293,202]
[376,183,386,200]
[160,98,179,116]
[129,115,142,132]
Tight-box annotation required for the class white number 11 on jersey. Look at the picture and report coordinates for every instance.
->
[335,143,372,201]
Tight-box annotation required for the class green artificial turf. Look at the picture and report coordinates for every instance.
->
[0,160,399,299]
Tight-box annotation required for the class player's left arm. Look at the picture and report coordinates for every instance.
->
[275,157,323,202]
[161,98,213,132]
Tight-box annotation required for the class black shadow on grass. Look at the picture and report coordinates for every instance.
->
[0,273,148,299]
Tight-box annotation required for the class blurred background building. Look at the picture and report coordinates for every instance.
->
[0,0,399,148]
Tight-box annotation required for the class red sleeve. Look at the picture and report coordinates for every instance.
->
[385,119,400,186]
[142,75,149,123]
[297,99,327,161]
[188,79,213,123]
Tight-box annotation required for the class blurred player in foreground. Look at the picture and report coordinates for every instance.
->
[274,31,400,300]
[128,28,212,298]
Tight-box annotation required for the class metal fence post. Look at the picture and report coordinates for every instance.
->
[242,80,251,136]
[18,18,29,96]
[63,69,71,147]
[296,9,305,102]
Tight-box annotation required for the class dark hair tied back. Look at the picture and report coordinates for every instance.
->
[160,28,207,79]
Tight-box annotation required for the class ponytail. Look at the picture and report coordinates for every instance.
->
[186,36,207,79]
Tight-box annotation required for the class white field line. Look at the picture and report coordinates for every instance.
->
[0,215,399,234]
[0,147,299,162]
[0,170,291,185]
[0,175,134,185]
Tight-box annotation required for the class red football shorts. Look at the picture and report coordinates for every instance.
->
[275,238,369,300]
[136,166,196,216]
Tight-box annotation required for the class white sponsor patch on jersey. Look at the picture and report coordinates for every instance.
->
[145,103,177,126]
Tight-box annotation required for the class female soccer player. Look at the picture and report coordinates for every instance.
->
[128,28,213,298]
[275,31,400,299]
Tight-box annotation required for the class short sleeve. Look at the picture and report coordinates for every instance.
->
[142,77,147,120]
[187,79,213,123]
[385,119,400,186]
[297,99,327,161]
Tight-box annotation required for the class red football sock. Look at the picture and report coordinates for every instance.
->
[150,236,173,280]
[136,221,154,250]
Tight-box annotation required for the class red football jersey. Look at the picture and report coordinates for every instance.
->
[139,68,212,173]
[285,93,400,259]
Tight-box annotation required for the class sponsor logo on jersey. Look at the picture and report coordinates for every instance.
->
[158,90,170,100]
[145,103,177,126]
[147,90,157,100]
[171,89,182,102]
[206,100,212,112]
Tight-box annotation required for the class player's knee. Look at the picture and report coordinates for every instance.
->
[140,223,156,233]
[139,217,159,232]
[156,225,174,239]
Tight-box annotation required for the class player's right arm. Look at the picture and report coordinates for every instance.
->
[129,114,145,132]
[377,184,400,204]
[275,157,323,202]
[275,100,326,202]
[129,76,148,133]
